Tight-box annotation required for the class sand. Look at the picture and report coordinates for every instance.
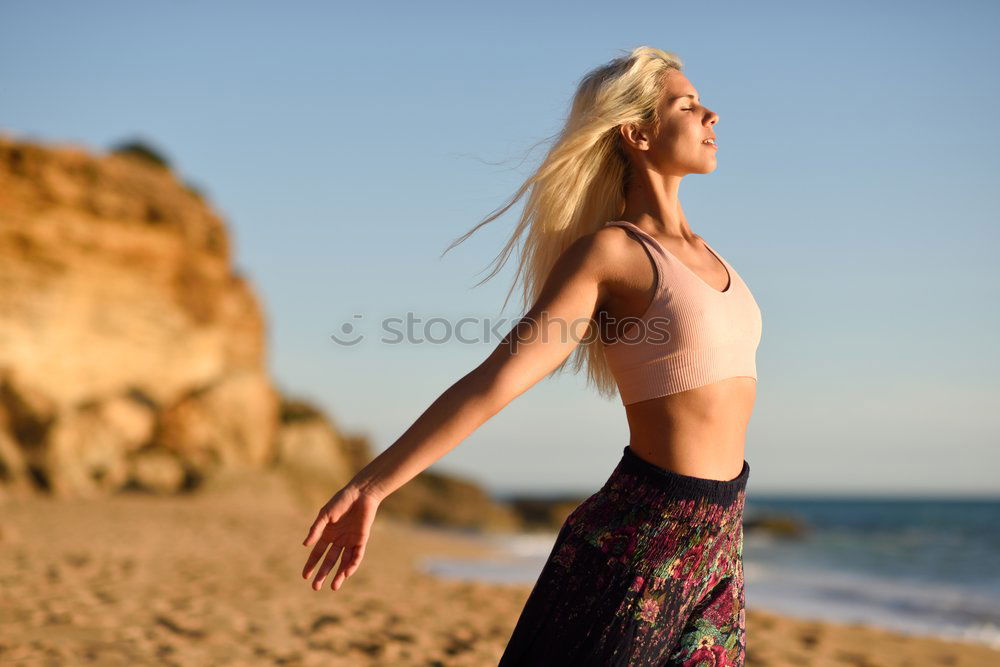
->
[1,469,997,666]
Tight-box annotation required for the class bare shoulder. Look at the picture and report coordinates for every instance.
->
[561,224,646,289]
[535,226,644,314]
[561,224,641,272]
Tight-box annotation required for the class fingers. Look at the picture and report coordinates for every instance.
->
[302,513,329,547]
[331,542,366,591]
[302,539,331,581]
[302,540,367,591]
[310,544,345,591]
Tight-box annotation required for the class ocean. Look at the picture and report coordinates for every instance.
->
[419,496,1000,649]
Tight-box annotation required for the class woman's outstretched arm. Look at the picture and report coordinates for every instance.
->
[301,228,624,591]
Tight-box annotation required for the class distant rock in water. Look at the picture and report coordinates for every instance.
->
[744,511,809,538]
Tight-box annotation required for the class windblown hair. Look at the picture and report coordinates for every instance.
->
[440,45,685,400]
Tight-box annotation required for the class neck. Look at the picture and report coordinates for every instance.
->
[620,171,695,240]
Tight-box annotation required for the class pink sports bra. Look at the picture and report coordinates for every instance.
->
[601,220,762,405]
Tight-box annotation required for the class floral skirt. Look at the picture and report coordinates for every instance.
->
[498,445,750,667]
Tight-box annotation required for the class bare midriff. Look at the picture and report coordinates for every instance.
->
[621,376,756,481]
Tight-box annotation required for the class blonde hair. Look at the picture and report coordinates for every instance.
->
[441,45,685,401]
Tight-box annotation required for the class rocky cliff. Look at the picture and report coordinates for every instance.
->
[0,133,361,500]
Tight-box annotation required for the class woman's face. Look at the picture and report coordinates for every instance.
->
[624,71,719,176]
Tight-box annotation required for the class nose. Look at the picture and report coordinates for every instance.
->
[706,110,718,126]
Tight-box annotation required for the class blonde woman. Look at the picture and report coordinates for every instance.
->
[301,46,761,666]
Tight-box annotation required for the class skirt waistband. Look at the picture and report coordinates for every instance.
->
[615,445,750,506]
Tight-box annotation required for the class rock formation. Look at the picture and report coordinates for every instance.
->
[0,133,351,499]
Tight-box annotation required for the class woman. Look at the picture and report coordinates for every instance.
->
[301,45,761,666]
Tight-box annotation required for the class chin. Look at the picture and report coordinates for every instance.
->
[695,162,718,175]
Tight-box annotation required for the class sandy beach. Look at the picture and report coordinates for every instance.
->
[1,468,997,666]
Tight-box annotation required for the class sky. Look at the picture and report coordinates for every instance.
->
[2,0,998,497]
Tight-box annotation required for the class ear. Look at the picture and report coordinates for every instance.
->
[618,122,651,152]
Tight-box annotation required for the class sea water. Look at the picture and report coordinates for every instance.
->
[419,496,1000,649]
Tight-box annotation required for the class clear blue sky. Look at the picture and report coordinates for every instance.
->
[2,1,998,497]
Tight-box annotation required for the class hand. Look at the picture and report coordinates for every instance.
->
[301,483,380,591]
